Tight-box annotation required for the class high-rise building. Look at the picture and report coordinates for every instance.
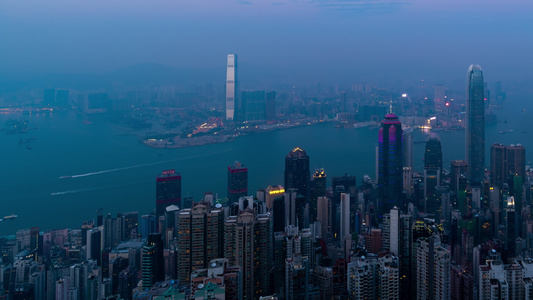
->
[404,132,413,169]
[491,143,526,188]
[241,91,266,123]
[378,112,404,216]
[416,236,450,300]
[424,136,443,171]
[227,161,248,204]
[434,84,446,112]
[508,144,526,180]
[141,233,164,289]
[266,91,276,121]
[225,54,238,121]
[176,202,224,283]
[466,64,485,186]
[317,196,332,237]
[284,147,310,198]
[451,160,468,194]
[155,169,181,217]
[347,255,400,299]
[339,193,351,244]
[224,210,272,299]
[310,169,327,222]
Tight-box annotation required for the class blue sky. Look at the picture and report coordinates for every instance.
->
[1,0,532,85]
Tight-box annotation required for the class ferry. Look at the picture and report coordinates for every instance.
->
[3,214,18,220]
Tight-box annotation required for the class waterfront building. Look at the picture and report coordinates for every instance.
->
[176,202,224,283]
[434,84,446,112]
[225,54,238,121]
[227,161,248,204]
[466,64,485,186]
[284,147,310,199]
[266,91,276,121]
[378,111,404,216]
[404,131,413,169]
[425,135,443,171]
[241,90,266,123]
[155,169,181,217]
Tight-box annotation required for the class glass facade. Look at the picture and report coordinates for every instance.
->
[241,90,266,123]
[466,64,485,186]
[225,54,238,121]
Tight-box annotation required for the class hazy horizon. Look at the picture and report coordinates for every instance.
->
[2,0,533,87]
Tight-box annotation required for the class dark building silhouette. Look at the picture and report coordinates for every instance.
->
[142,233,164,289]
[424,136,443,171]
[284,147,310,198]
[155,169,181,216]
[491,143,526,188]
[466,65,485,186]
[378,112,403,216]
[227,161,248,204]
[266,91,276,121]
[241,90,266,123]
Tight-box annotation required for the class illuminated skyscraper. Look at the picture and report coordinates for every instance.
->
[225,54,238,121]
[155,169,181,216]
[378,112,403,216]
[466,64,485,186]
[228,161,248,204]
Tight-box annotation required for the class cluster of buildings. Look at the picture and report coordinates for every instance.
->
[1,64,531,300]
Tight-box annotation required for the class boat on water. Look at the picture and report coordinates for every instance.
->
[3,214,18,220]
[59,175,72,179]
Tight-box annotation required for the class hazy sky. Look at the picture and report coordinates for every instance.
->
[1,0,532,85]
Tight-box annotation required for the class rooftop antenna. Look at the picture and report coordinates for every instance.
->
[389,95,393,114]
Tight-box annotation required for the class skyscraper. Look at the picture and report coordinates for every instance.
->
[241,90,266,123]
[284,147,310,198]
[424,135,443,171]
[378,112,404,216]
[225,54,238,121]
[490,143,526,188]
[416,236,450,300]
[466,64,485,186]
[228,161,248,204]
[155,169,181,217]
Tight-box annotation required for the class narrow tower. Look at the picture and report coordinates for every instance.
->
[466,64,485,186]
[225,54,238,121]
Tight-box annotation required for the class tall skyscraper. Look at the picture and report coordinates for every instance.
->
[142,233,164,289]
[466,64,485,186]
[490,143,526,188]
[228,161,248,204]
[225,54,238,121]
[378,112,404,216]
[434,84,446,112]
[241,90,266,123]
[284,147,310,198]
[339,193,351,244]
[155,169,181,217]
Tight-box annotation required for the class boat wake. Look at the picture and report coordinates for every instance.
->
[51,188,97,196]
[58,151,230,179]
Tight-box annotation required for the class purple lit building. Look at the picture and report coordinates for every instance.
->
[378,112,403,216]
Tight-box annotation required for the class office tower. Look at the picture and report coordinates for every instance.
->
[403,167,413,197]
[404,132,413,169]
[141,233,164,289]
[265,185,285,210]
[310,168,327,222]
[227,161,248,204]
[224,211,272,298]
[155,169,181,217]
[466,64,485,186]
[434,84,446,112]
[378,112,404,216]
[347,255,400,299]
[284,147,310,198]
[176,202,224,283]
[317,196,332,237]
[225,54,238,121]
[139,215,156,239]
[491,143,508,188]
[424,136,443,171]
[451,160,468,194]
[339,193,351,244]
[86,229,101,265]
[507,144,526,180]
[416,236,450,300]
[266,91,276,121]
[121,212,138,240]
[241,90,266,123]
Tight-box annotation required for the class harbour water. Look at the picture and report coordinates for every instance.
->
[1,94,532,235]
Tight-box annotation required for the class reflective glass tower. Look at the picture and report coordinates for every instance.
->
[284,147,310,198]
[466,64,485,186]
[378,112,403,216]
[225,54,238,121]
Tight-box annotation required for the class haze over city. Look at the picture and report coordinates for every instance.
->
[2,0,533,87]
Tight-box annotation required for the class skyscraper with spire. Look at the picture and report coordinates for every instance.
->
[225,54,238,121]
[378,106,404,216]
[466,64,485,186]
